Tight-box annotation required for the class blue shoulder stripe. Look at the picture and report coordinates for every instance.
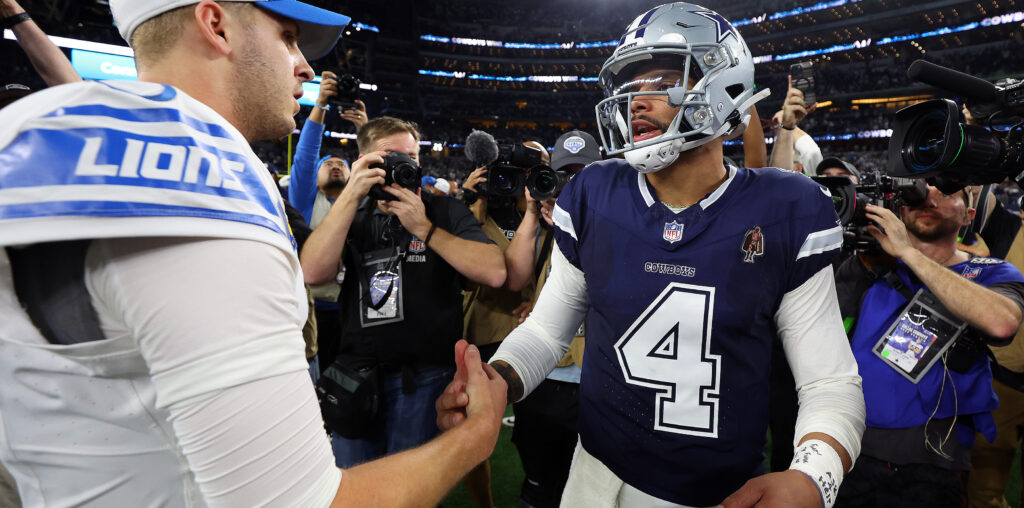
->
[44,104,235,140]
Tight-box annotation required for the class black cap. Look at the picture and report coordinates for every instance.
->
[815,157,860,180]
[551,130,601,171]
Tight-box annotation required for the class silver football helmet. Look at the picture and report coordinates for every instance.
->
[595,3,770,173]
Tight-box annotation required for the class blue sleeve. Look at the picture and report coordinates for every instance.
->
[288,117,326,224]
[786,180,844,292]
[551,173,586,270]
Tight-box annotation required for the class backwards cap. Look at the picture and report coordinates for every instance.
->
[109,0,350,60]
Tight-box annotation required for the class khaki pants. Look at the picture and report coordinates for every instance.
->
[967,379,1024,508]
[0,463,19,508]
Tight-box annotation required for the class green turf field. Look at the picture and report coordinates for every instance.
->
[443,407,1024,508]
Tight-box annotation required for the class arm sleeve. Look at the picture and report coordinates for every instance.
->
[288,117,327,224]
[87,237,339,507]
[490,246,589,399]
[776,265,866,462]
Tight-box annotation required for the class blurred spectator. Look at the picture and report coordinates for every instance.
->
[816,157,861,184]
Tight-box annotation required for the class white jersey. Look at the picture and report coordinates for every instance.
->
[0,81,337,507]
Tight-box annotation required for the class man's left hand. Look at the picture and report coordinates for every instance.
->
[719,470,822,508]
[865,203,915,259]
[379,184,431,239]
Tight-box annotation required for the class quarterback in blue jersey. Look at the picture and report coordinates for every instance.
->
[438,3,866,508]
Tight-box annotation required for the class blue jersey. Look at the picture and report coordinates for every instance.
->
[853,257,1024,442]
[552,160,842,506]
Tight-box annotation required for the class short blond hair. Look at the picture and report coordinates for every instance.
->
[357,116,422,154]
[130,2,253,69]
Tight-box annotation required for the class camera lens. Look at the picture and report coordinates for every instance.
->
[904,110,950,172]
[393,163,419,188]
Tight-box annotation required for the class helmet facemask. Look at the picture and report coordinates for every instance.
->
[594,3,771,174]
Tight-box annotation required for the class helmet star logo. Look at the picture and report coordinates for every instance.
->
[690,9,737,43]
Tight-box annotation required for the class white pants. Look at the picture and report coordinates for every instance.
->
[559,440,710,508]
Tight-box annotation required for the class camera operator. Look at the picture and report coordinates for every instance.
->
[817,157,861,184]
[301,116,506,468]
[833,186,1024,508]
[769,76,821,176]
[499,129,601,508]
[459,139,548,508]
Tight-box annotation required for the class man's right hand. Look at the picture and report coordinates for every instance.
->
[435,340,506,435]
[341,151,387,201]
[463,166,489,193]
[779,75,816,129]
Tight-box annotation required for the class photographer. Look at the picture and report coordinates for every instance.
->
[290,70,369,375]
[301,116,505,468]
[834,186,1024,508]
[501,129,601,508]
[460,140,547,508]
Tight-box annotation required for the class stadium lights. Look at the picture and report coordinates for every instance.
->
[851,94,932,105]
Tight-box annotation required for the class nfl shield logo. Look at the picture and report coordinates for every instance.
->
[962,266,982,280]
[663,221,684,243]
[409,237,426,253]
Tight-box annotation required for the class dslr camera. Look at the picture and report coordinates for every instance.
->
[526,166,571,201]
[478,143,547,198]
[813,172,928,251]
[327,73,362,112]
[887,60,1024,194]
[368,152,421,201]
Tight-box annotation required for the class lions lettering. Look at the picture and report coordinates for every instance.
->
[75,136,244,190]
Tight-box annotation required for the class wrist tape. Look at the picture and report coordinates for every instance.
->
[789,439,844,508]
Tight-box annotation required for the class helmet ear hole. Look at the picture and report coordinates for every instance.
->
[725,84,744,100]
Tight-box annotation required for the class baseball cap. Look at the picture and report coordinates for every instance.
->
[0,84,32,110]
[815,157,861,180]
[551,130,601,171]
[109,0,350,60]
[421,175,437,187]
[434,178,451,194]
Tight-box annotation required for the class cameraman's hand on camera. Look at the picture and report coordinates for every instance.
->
[780,75,816,129]
[865,203,915,259]
[380,184,431,239]
[340,100,368,130]
[341,151,387,201]
[317,70,338,107]
[464,166,488,193]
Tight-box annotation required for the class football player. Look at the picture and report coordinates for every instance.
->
[438,3,866,507]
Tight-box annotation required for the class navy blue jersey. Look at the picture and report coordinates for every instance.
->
[551,160,842,506]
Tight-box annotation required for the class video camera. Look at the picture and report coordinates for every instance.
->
[887,60,1024,194]
[526,167,570,201]
[813,172,928,251]
[327,73,362,112]
[368,152,421,201]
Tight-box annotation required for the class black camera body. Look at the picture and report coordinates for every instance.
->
[887,60,1024,194]
[327,73,362,112]
[368,152,421,201]
[478,143,546,198]
[526,166,570,201]
[813,172,928,251]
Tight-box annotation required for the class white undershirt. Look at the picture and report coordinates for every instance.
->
[86,237,340,507]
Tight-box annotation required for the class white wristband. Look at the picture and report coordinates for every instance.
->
[789,439,844,508]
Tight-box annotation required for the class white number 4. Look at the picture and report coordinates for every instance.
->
[614,283,721,437]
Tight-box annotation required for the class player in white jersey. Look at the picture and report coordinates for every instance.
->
[0,1,506,506]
